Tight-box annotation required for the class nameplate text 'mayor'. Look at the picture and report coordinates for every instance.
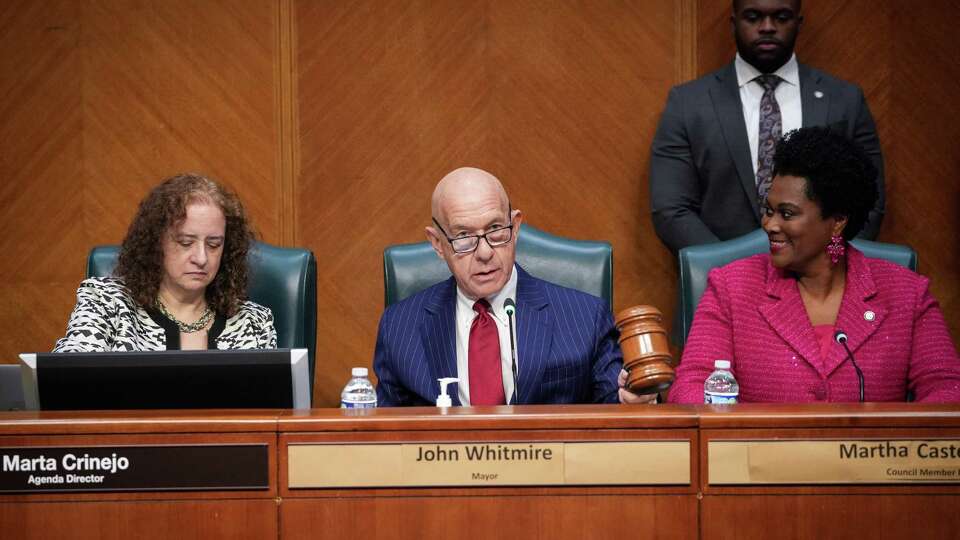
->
[288,440,689,488]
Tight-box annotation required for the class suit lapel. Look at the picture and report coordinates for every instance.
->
[758,264,823,374]
[758,250,885,379]
[799,64,829,128]
[710,62,761,221]
[823,249,884,377]
[421,278,461,405]
[514,267,551,405]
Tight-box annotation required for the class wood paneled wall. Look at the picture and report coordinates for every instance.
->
[295,1,678,403]
[1,1,958,407]
[0,0,281,372]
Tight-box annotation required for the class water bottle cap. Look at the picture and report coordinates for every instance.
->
[714,360,731,370]
[351,367,368,377]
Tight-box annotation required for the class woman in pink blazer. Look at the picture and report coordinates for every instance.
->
[669,128,960,403]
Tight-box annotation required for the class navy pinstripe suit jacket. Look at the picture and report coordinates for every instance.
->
[374,266,623,406]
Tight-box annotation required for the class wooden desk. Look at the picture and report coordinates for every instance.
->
[699,403,960,540]
[2,404,959,539]
[278,405,699,540]
[0,410,282,540]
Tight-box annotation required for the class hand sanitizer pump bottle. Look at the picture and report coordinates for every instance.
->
[436,378,459,407]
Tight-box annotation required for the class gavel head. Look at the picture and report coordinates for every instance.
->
[614,305,675,395]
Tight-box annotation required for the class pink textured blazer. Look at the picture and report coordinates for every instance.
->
[669,246,960,403]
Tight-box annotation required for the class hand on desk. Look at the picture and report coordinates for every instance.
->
[617,369,658,404]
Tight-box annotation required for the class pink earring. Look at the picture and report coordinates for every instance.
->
[826,234,846,264]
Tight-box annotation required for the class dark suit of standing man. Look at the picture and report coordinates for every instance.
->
[649,0,885,253]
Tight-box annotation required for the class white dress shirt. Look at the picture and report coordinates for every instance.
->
[455,265,518,405]
[735,53,802,178]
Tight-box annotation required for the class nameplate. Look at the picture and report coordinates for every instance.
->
[0,445,269,493]
[288,441,689,488]
[709,439,960,484]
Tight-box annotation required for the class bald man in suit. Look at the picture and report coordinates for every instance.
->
[374,167,651,406]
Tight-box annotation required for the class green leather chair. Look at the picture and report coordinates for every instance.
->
[86,242,318,392]
[383,223,613,306]
[677,228,918,347]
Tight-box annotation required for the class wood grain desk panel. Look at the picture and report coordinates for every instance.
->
[1,404,958,539]
[0,410,281,540]
[1,500,278,540]
[281,495,696,540]
[700,494,959,540]
[696,403,960,429]
[278,403,699,431]
[0,409,283,435]
[278,405,699,540]
[697,404,960,540]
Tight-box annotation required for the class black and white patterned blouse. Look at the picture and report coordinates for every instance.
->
[53,277,277,352]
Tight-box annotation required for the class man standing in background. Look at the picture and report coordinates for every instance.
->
[649,0,885,253]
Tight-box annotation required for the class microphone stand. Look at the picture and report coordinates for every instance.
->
[504,299,518,405]
[835,331,864,402]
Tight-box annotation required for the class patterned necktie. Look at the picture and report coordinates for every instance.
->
[468,299,505,405]
[755,74,783,205]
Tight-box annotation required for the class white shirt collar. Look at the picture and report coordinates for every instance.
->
[455,264,519,324]
[735,52,799,89]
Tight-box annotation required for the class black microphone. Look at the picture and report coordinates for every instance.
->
[835,330,864,402]
[504,298,519,405]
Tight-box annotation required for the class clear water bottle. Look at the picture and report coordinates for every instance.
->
[341,367,377,409]
[704,360,739,404]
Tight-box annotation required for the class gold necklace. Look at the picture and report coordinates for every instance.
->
[154,298,214,333]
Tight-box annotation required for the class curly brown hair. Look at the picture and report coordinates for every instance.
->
[115,173,255,317]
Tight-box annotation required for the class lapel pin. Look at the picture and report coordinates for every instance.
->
[814,91,824,99]
[864,310,876,321]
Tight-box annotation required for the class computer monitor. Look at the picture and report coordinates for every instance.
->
[18,348,311,410]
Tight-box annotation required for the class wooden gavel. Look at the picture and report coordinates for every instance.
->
[615,305,675,395]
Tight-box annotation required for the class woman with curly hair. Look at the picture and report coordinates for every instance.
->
[669,127,960,403]
[54,173,276,351]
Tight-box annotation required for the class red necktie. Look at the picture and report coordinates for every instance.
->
[468,299,505,405]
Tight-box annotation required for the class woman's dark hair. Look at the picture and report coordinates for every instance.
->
[114,173,255,316]
[773,127,878,240]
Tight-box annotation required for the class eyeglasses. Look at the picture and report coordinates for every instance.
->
[432,217,515,254]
